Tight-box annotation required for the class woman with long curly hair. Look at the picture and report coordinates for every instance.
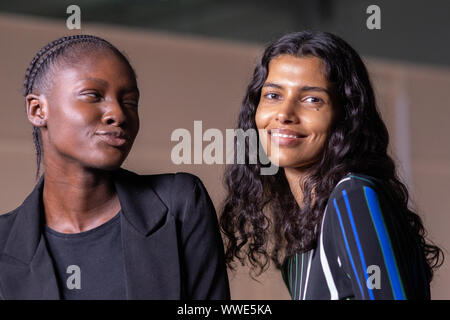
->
[220,31,443,300]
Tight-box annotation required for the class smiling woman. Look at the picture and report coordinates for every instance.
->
[0,35,230,300]
[255,55,335,168]
[220,31,444,300]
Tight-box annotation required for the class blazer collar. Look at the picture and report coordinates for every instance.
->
[2,174,46,265]
[3,168,168,265]
[112,168,168,236]
[1,168,172,299]
[0,174,58,299]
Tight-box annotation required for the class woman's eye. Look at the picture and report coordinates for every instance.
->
[81,91,101,100]
[304,96,323,104]
[123,101,138,108]
[264,92,281,100]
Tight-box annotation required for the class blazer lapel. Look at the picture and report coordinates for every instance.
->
[114,169,181,299]
[0,168,181,300]
[0,176,60,299]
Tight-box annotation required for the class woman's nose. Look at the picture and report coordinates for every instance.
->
[102,100,126,126]
[275,99,299,124]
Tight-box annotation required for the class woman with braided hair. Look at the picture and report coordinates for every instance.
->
[0,35,229,300]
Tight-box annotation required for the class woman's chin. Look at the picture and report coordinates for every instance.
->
[85,157,126,172]
[89,150,130,170]
[268,155,301,168]
[270,157,317,171]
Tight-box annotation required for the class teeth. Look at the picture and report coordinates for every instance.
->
[271,132,299,138]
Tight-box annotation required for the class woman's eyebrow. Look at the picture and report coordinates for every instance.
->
[299,86,329,95]
[263,83,329,95]
[81,77,108,86]
[262,82,283,89]
[79,78,139,95]
[121,85,140,96]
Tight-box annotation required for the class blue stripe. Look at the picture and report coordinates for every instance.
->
[342,190,375,300]
[333,198,365,299]
[363,186,406,300]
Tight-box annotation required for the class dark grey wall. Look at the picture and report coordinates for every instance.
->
[0,0,449,67]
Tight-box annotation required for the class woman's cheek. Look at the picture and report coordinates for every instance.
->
[255,105,273,127]
[255,108,270,154]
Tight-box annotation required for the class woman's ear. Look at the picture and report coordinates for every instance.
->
[26,94,48,127]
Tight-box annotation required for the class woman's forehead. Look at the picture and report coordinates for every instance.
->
[50,50,137,87]
[266,55,329,89]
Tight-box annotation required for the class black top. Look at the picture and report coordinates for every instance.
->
[44,211,126,300]
[0,168,230,300]
[282,173,430,300]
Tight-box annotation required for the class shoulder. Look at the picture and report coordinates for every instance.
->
[151,171,209,208]
[325,172,392,226]
[322,173,390,243]
[116,168,211,213]
[0,207,19,221]
[327,172,391,210]
[116,168,203,196]
[329,173,381,198]
[0,209,19,250]
[132,170,215,225]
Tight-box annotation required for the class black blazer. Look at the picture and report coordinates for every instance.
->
[0,168,230,300]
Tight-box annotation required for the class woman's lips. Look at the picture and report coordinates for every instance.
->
[268,129,307,147]
[96,133,128,147]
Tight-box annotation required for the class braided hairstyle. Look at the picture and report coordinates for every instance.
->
[23,34,136,180]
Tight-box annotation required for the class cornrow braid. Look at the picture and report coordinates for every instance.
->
[23,35,135,180]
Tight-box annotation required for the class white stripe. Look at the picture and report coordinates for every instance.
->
[302,248,314,300]
[320,207,339,300]
[334,176,352,189]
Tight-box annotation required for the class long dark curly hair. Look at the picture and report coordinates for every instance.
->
[219,31,444,281]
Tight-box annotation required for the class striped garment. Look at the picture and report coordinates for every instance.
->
[281,173,430,300]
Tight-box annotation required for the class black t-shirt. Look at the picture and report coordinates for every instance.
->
[44,211,127,300]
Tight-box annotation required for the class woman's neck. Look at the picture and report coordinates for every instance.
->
[42,161,121,234]
[283,166,311,207]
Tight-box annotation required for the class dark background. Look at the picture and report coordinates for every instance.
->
[0,0,449,67]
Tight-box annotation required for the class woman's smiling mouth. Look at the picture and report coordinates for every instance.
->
[268,128,307,147]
